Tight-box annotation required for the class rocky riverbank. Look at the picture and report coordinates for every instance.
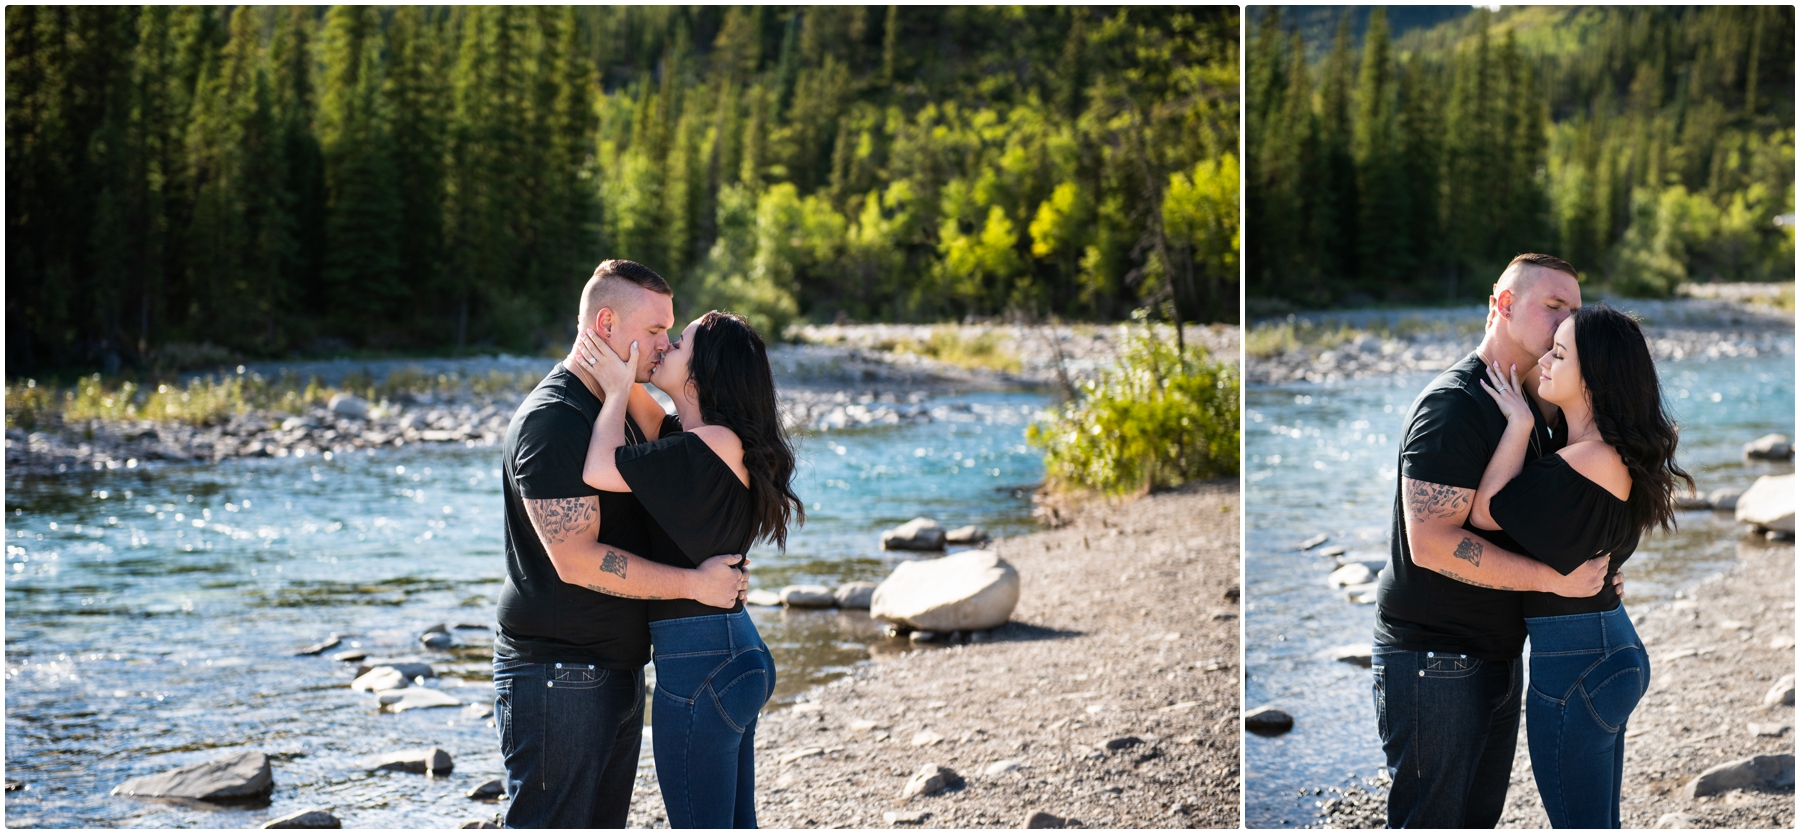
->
[1248,293,1793,385]
[1500,536,1796,830]
[1314,536,1795,829]
[5,324,1240,478]
[620,480,1243,829]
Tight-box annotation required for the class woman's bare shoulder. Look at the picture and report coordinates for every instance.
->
[689,425,748,485]
[1556,440,1631,501]
[688,424,743,452]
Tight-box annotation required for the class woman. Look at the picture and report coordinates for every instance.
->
[1469,304,1692,828]
[567,310,803,829]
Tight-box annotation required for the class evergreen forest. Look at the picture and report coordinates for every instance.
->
[1248,5,1795,311]
[6,6,1240,375]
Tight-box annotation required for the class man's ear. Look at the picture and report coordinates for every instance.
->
[1493,289,1514,321]
[595,308,614,336]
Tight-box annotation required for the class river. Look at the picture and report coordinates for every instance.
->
[1244,348,1795,828]
[4,386,1047,827]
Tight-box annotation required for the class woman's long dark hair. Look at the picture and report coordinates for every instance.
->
[1571,304,1694,536]
[687,310,805,550]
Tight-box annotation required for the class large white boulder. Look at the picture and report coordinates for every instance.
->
[871,550,1020,632]
[1736,474,1794,534]
[881,517,947,551]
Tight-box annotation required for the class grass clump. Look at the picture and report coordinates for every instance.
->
[1027,328,1238,495]
[8,372,334,429]
[893,327,1022,372]
[1245,315,1482,358]
[5,365,546,432]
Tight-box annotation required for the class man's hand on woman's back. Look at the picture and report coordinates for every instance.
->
[692,554,749,609]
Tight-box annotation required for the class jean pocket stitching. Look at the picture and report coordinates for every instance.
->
[709,668,770,733]
[550,667,604,690]
[1420,657,1480,678]
[1581,666,1644,733]
[1527,681,1568,706]
[655,682,698,707]
[654,648,732,660]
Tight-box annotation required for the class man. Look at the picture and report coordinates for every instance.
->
[1373,254,1615,827]
[494,259,746,828]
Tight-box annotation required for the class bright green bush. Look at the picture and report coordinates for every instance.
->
[1027,327,1239,495]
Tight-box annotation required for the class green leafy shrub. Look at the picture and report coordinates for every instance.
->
[4,379,57,430]
[1027,328,1239,495]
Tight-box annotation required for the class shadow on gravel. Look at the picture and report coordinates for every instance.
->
[988,621,1086,643]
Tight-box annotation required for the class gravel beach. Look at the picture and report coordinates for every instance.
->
[1500,536,1796,830]
[1312,531,1796,830]
[621,480,1243,829]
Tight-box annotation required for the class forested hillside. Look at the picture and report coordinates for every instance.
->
[1248,5,1794,311]
[7,6,1238,374]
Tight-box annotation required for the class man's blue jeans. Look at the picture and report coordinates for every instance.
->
[1524,605,1649,829]
[492,656,644,828]
[649,609,775,829]
[1372,644,1522,828]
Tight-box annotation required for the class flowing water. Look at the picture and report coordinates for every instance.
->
[1244,349,1794,828]
[4,388,1047,827]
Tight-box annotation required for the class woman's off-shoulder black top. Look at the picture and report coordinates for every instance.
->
[615,431,755,621]
[1489,452,1640,617]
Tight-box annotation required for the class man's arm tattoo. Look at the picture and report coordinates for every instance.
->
[524,497,595,545]
[583,583,667,600]
[1437,567,1502,590]
[1453,537,1483,567]
[600,550,627,579]
[1405,480,1469,521]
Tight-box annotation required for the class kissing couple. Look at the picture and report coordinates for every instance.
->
[491,259,805,828]
[1375,254,1693,828]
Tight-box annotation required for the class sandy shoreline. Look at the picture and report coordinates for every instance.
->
[1316,536,1796,829]
[621,480,1243,828]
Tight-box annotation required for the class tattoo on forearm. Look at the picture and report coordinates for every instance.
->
[600,550,627,579]
[1453,537,1483,567]
[525,497,595,545]
[1405,480,1469,521]
[1438,567,1503,590]
[584,583,665,600]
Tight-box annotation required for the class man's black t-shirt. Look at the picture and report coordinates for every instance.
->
[1374,352,1564,660]
[494,365,681,668]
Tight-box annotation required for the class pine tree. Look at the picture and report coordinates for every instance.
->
[1352,7,1409,294]
[317,5,402,334]
[1396,56,1444,298]
[1316,12,1358,291]
[385,5,447,335]
[269,6,326,323]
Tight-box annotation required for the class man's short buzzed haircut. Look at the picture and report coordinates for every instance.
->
[1493,252,1580,298]
[1503,253,1580,283]
[579,259,672,326]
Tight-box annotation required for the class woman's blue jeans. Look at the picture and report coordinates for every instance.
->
[1524,604,1650,829]
[650,609,776,829]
